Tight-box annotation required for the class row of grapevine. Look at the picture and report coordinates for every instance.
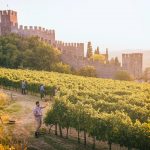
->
[45,96,150,150]
[0,68,150,149]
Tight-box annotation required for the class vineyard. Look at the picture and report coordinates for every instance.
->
[0,67,150,150]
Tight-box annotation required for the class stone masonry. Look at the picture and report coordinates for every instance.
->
[122,53,143,79]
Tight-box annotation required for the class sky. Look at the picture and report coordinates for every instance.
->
[0,0,150,52]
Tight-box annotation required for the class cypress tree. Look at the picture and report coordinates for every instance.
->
[94,46,100,54]
[86,41,93,58]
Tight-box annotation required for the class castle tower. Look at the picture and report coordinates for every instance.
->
[122,53,143,79]
[0,10,18,35]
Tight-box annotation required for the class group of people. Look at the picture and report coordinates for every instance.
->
[21,81,58,100]
[21,80,58,138]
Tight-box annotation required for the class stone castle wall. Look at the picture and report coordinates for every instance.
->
[61,54,121,78]
[17,25,55,45]
[55,40,84,58]
[122,53,143,79]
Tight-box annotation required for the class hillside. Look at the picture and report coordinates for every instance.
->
[0,89,128,150]
[0,68,150,150]
[110,50,150,69]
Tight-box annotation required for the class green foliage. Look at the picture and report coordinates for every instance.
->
[143,67,150,81]
[91,54,105,63]
[0,93,10,107]
[0,68,150,149]
[114,57,120,66]
[109,57,120,66]
[0,34,61,71]
[77,66,96,77]
[94,46,100,54]
[86,41,93,58]
[51,62,71,74]
[115,70,133,81]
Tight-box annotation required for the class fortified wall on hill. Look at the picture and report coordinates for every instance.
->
[0,10,143,79]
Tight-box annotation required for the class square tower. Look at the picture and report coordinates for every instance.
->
[0,10,18,35]
[122,53,143,79]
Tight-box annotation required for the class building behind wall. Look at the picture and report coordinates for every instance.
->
[122,53,143,79]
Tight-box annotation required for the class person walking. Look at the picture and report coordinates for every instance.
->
[51,86,59,101]
[21,80,26,95]
[39,84,45,99]
[33,101,48,138]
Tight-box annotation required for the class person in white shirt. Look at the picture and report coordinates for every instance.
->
[33,101,47,138]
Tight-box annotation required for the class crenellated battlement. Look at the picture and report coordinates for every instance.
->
[122,53,143,58]
[55,40,84,48]
[18,25,55,34]
[0,10,18,35]
[0,10,17,16]
[17,25,55,44]
[55,40,84,58]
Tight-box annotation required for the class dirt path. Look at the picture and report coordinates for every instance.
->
[0,88,50,135]
[0,88,55,149]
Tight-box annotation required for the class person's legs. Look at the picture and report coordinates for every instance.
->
[35,117,42,137]
[40,92,42,99]
[41,92,44,99]
[22,88,24,94]
[24,89,26,94]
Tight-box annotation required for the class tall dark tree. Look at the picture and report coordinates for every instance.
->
[110,58,115,65]
[94,46,100,54]
[114,57,120,66]
[86,41,93,58]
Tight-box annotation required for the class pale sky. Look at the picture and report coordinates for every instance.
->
[0,0,150,51]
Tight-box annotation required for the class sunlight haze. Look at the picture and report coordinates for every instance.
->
[0,0,150,51]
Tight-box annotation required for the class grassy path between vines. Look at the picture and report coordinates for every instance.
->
[0,88,128,150]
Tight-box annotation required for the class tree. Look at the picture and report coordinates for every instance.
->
[110,57,120,66]
[114,70,133,81]
[94,46,100,54]
[51,62,71,74]
[78,66,96,77]
[91,54,105,63]
[86,41,93,58]
[143,67,150,82]
[114,57,120,66]
[110,58,115,65]
[0,34,62,71]
[23,44,61,71]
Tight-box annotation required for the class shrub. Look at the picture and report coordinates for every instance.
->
[114,70,133,81]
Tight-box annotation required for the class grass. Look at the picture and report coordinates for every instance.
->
[4,103,22,114]
[28,131,104,150]
[0,93,10,106]
[0,92,22,124]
